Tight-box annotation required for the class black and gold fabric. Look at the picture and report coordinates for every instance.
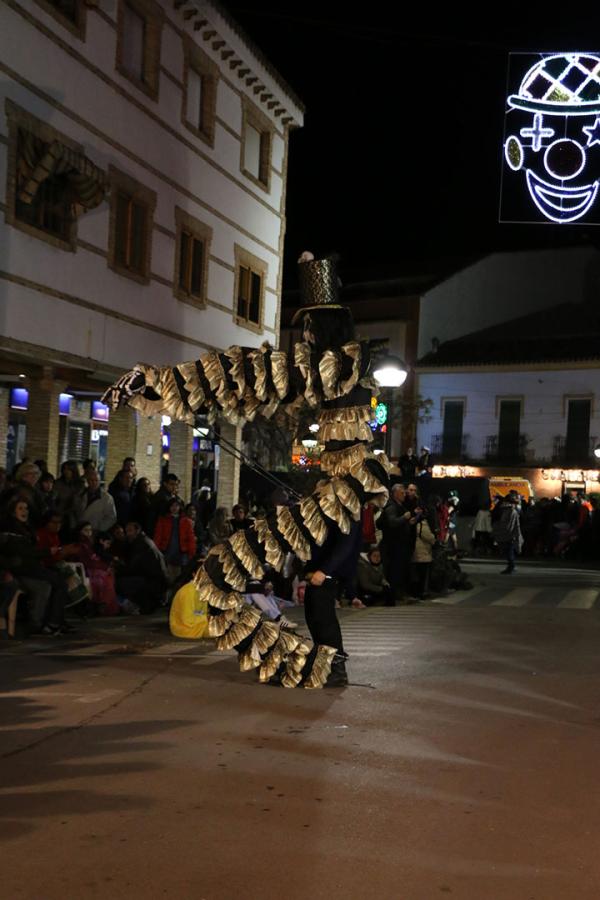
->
[102,323,391,689]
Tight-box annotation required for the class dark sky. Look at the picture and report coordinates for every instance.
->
[223,5,600,284]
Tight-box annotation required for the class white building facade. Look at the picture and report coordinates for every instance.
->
[0,0,302,500]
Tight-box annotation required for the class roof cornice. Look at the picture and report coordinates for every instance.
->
[171,0,304,127]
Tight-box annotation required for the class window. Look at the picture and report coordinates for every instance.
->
[173,208,211,306]
[566,398,592,463]
[497,399,522,461]
[108,167,156,284]
[121,3,145,82]
[116,0,163,101]
[114,191,147,274]
[5,101,107,252]
[35,0,86,38]
[182,38,218,147]
[234,245,267,332]
[49,0,78,23]
[442,400,464,460]
[15,131,72,241]
[240,100,273,190]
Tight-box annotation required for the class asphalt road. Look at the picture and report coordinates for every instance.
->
[3,562,600,900]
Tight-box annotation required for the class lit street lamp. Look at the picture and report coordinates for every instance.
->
[373,354,409,388]
[372,354,409,456]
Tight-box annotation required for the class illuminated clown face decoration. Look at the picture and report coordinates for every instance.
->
[503,53,600,223]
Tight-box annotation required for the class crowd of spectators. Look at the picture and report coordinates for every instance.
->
[0,453,307,640]
[472,489,600,570]
[0,457,217,639]
[0,449,487,640]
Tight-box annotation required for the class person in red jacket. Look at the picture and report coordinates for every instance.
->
[153,498,197,583]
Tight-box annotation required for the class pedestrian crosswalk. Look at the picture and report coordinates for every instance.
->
[431,584,600,609]
[18,581,600,668]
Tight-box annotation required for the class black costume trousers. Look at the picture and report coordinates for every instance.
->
[304,580,344,653]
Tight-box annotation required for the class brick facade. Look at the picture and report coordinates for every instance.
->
[169,420,194,502]
[217,420,241,512]
[105,406,137,484]
[134,413,162,489]
[24,372,66,473]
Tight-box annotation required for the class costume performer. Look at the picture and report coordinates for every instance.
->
[102,252,391,688]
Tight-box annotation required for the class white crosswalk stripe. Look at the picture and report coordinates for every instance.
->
[492,588,538,607]
[558,589,599,609]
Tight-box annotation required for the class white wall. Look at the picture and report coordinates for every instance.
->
[418,248,600,358]
[417,368,600,463]
[0,0,299,373]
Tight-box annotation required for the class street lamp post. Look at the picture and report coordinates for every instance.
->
[373,354,409,458]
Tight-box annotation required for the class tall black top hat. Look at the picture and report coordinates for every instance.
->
[291,252,343,324]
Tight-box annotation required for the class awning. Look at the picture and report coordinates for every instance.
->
[17,131,107,212]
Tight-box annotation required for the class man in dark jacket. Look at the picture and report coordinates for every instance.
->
[492,491,522,574]
[379,484,414,604]
[115,522,169,612]
[109,469,135,527]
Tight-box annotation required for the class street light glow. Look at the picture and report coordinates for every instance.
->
[373,355,408,388]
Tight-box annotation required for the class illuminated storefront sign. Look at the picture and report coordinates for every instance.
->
[501,53,600,224]
[432,465,476,478]
[541,468,600,482]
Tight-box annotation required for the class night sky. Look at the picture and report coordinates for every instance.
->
[222,5,600,285]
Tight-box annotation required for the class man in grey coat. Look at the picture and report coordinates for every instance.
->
[74,469,117,535]
[492,491,522,574]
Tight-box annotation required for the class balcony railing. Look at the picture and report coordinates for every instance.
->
[430,433,470,463]
[483,434,529,464]
[552,435,598,467]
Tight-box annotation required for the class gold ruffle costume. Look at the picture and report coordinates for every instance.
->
[103,271,391,689]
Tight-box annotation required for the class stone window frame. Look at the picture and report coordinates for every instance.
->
[494,395,524,418]
[181,36,218,148]
[240,97,273,192]
[440,396,467,419]
[107,165,156,285]
[233,244,268,335]
[562,394,594,418]
[173,206,212,308]
[115,0,163,103]
[4,99,81,252]
[34,0,87,40]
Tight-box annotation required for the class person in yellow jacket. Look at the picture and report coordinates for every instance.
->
[412,513,436,601]
[169,581,210,639]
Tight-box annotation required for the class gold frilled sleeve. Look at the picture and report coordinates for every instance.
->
[294,341,319,407]
[319,341,362,400]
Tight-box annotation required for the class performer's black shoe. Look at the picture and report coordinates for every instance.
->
[326,653,349,687]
